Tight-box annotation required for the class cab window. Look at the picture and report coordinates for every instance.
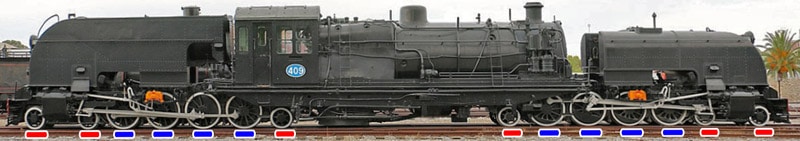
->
[278,28,293,54]
[297,29,312,54]
[237,27,249,52]
[257,26,268,46]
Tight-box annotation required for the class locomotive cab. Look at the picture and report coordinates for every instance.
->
[233,6,321,86]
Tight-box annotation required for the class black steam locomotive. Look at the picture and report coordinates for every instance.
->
[5,2,789,130]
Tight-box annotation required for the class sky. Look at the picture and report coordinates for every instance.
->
[1,0,798,56]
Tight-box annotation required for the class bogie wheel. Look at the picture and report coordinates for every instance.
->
[610,93,647,126]
[650,108,688,126]
[104,113,141,129]
[495,107,521,127]
[749,105,770,126]
[25,106,47,129]
[185,93,222,129]
[489,112,500,125]
[146,93,181,129]
[270,107,294,128]
[78,114,102,129]
[524,96,565,126]
[693,111,715,126]
[570,92,607,126]
[226,96,263,128]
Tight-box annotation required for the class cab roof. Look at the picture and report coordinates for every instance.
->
[235,6,320,21]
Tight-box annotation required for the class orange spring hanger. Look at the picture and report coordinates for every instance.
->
[628,90,647,101]
[144,90,164,103]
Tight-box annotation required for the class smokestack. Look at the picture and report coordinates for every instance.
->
[524,2,544,23]
[181,6,201,16]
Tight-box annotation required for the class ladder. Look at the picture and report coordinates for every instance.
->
[337,28,353,87]
[487,26,505,86]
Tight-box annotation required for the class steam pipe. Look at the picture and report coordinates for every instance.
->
[37,14,60,37]
[456,17,461,72]
[652,12,657,28]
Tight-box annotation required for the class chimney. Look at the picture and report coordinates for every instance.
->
[524,2,544,23]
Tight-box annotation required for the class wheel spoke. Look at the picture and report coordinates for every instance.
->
[495,107,519,126]
[78,114,100,129]
[270,108,294,128]
[25,106,47,129]
[185,93,221,129]
[651,108,687,126]
[106,113,139,129]
[749,105,770,126]
[609,93,646,126]
[226,97,262,128]
[145,93,180,129]
[570,93,606,126]
[524,96,565,126]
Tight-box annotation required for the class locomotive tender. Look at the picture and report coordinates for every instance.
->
[6,2,789,130]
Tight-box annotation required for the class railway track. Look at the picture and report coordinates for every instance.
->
[0,102,797,139]
[397,103,800,118]
[1,124,798,138]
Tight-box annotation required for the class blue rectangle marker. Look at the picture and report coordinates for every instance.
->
[661,128,684,137]
[192,130,214,139]
[620,128,644,137]
[538,128,560,137]
[234,129,256,139]
[151,130,174,139]
[113,130,135,139]
[579,128,603,138]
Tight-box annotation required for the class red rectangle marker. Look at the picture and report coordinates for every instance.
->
[699,128,719,137]
[24,130,48,139]
[754,128,774,137]
[274,129,296,139]
[79,130,101,139]
[502,129,523,138]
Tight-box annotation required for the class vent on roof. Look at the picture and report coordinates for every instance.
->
[182,6,201,16]
[400,5,428,27]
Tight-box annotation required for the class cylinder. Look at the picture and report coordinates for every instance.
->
[181,6,201,16]
[524,2,543,23]
[400,5,428,26]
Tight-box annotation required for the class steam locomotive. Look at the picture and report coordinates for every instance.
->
[5,2,789,130]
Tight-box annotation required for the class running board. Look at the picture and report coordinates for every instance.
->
[81,108,238,120]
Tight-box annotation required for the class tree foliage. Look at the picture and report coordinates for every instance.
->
[567,55,582,73]
[761,29,800,79]
[1,40,28,48]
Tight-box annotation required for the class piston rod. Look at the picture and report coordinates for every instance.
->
[81,108,238,120]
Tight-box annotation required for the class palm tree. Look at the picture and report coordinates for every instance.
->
[760,29,800,97]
